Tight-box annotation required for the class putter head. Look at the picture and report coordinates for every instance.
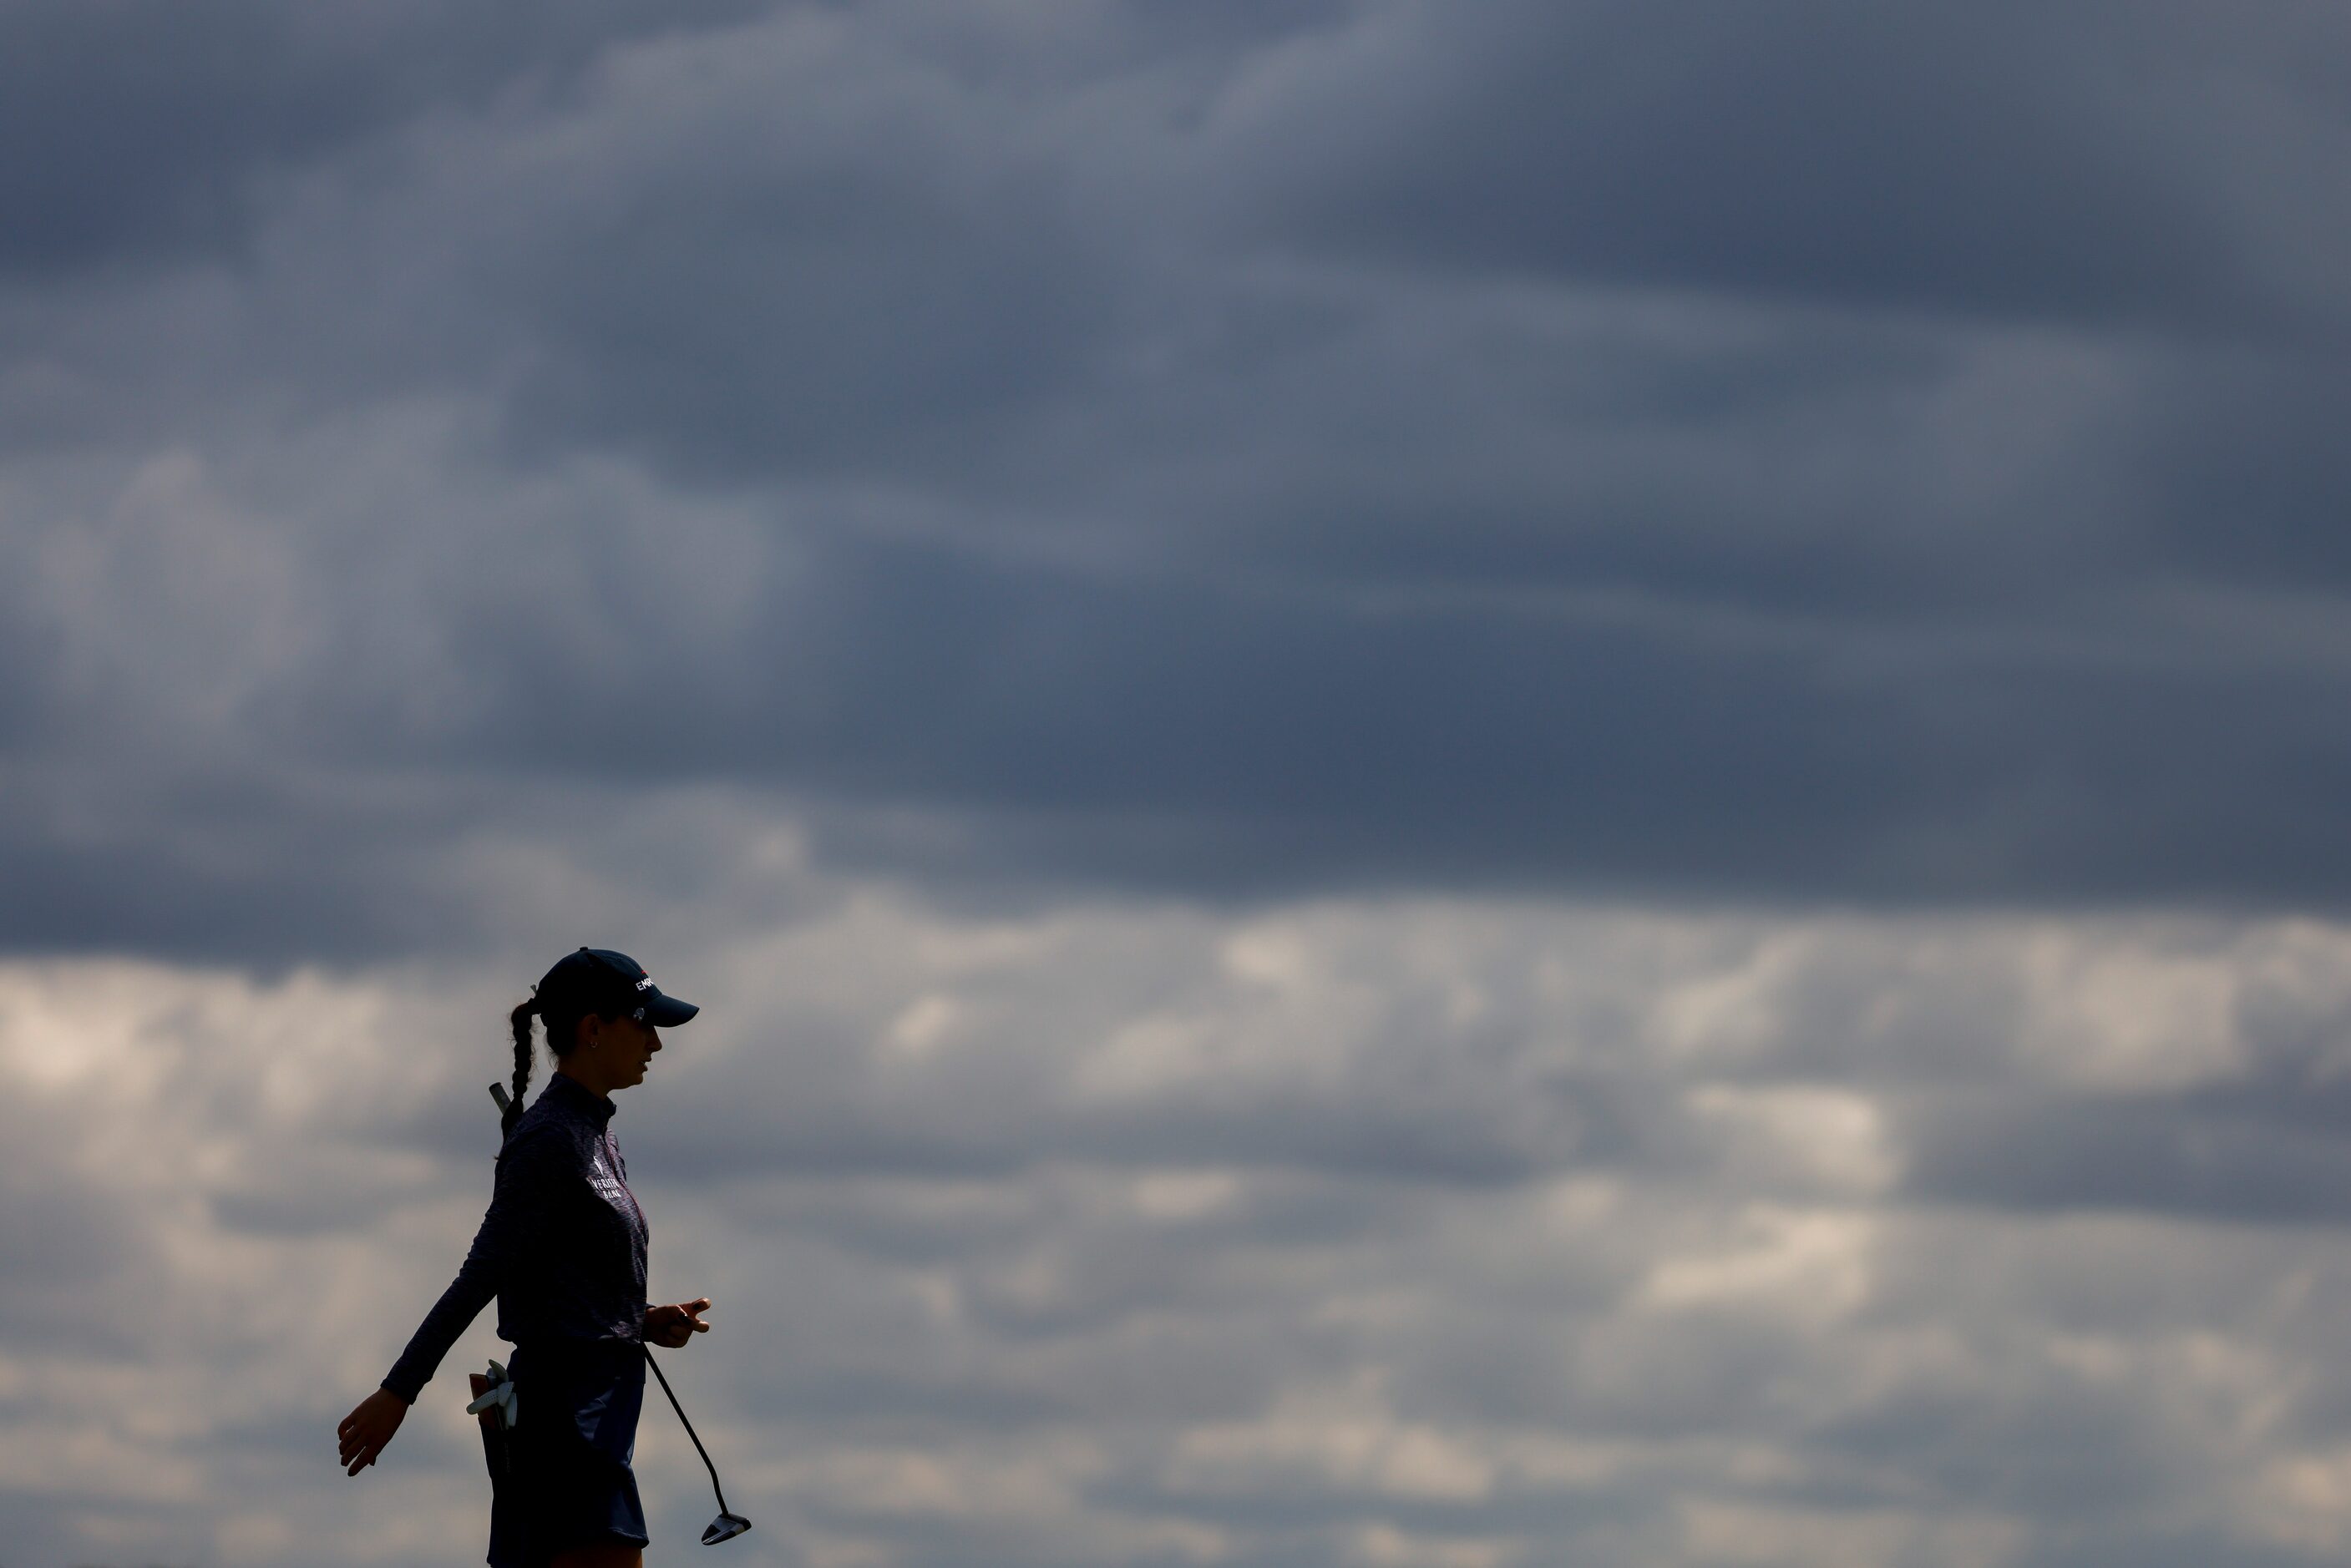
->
[702,1511,754,1545]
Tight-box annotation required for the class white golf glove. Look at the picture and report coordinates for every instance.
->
[467,1359,519,1429]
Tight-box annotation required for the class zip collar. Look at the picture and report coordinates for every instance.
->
[547,1070,616,1130]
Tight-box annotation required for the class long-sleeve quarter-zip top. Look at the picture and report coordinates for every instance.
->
[382,1071,649,1404]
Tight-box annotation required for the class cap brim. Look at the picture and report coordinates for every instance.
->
[639,990,700,1027]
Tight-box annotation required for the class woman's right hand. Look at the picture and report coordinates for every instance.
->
[337,1387,408,1475]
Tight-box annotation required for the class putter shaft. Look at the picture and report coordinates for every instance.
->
[642,1343,735,1516]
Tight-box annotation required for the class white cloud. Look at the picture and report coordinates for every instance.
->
[6,899,2351,1564]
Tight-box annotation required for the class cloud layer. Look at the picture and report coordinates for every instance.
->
[8,0,2351,962]
[11,3,2351,1565]
[13,901,2351,1566]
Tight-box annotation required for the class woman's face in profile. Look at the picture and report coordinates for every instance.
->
[585,1012,663,1090]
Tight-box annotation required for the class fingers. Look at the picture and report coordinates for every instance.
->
[338,1407,395,1473]
[643,1297,713,1347]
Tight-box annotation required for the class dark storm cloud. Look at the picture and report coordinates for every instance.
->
[2124,346,2351,588]
[1219,0,2338,340]
[426,530,2351,909]
[0,0,775,275]
[8,0,2351,944]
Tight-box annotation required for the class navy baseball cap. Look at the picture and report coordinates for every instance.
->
[531,948,700,1027]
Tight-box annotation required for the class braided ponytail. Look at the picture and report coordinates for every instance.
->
[504,999,536,1139]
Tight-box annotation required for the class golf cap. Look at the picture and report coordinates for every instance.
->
[531,947,701,1028]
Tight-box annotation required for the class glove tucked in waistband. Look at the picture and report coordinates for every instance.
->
[465,1358,518,1429]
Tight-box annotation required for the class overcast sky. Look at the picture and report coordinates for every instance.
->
[8,3,2351,1565]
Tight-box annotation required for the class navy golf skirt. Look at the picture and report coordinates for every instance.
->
[487,1339,650,1566]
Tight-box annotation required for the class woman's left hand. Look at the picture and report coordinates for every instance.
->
[646,1297,713,1348]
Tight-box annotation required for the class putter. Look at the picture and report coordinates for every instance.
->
[644,1343,754,1545]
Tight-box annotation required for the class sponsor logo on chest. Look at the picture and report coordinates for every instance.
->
[587,1146,640,1226]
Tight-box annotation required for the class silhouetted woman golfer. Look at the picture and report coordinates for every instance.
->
[337,948,714,1568]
